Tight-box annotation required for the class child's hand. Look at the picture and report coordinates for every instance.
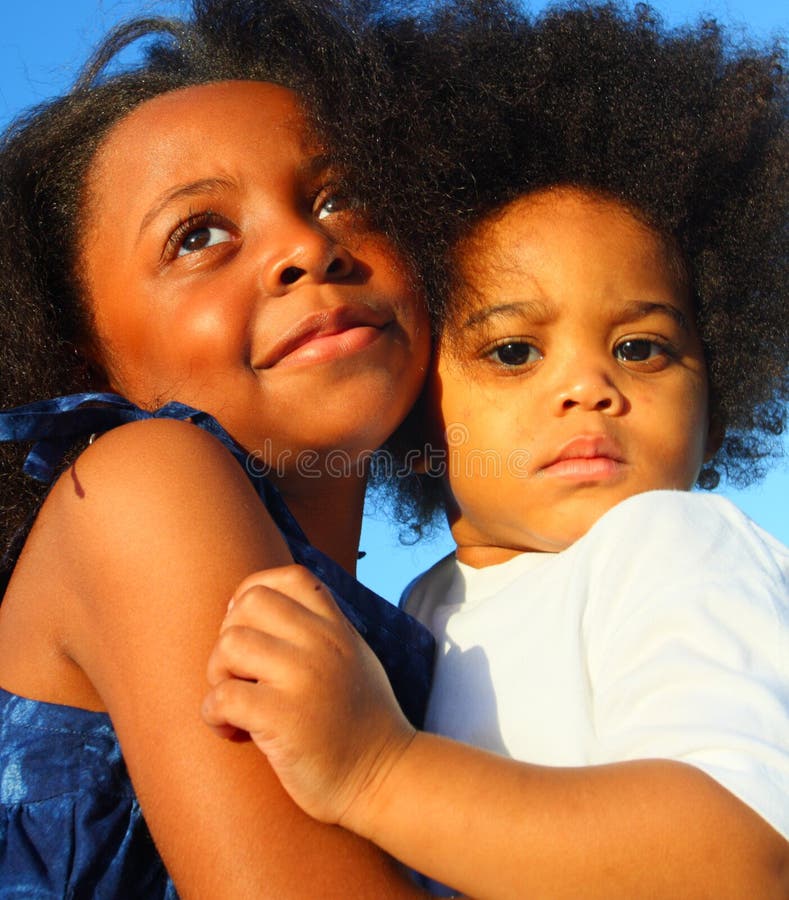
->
[201,565,417,827]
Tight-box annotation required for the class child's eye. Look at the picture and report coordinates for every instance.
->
[487,341,542,367]
[614,338,670,364]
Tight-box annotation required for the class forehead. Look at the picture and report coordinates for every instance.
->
[102,78,305,147]
[86,80,311,206]
[450,188,686,317]
[466,188,671,275]
[439,188,692,353]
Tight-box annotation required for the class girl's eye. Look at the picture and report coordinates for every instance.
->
[314,188,358,221]
[316,194,342,220]
[488,341,542,367]
[166,212,236,260]
[176,224,234,257]
[614,338,668,363]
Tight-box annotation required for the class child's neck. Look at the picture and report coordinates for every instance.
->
[454,543,535,568]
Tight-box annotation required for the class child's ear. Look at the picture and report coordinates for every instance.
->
[704,412,725,461]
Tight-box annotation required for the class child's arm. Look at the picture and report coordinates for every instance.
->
[27,419,426,900]
[203,565,789,900]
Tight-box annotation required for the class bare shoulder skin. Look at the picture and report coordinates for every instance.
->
[0,419,425,898]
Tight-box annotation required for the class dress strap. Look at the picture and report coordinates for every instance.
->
[0,392,234,484]
[0,391,312,545]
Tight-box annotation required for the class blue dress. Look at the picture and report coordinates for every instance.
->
[0,393,435,898]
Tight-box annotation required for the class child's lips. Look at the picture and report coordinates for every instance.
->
[539,435,626,479]
[540,456,625,479]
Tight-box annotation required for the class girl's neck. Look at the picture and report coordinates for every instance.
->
[275,474,368,576]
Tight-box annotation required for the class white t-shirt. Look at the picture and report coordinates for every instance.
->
[404,490,789,839]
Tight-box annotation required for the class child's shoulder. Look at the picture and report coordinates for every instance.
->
[576,491,789,686]
[602,487,741,519]
[594,489,783,548]
[400,551,458,617]
[581,489,789,595]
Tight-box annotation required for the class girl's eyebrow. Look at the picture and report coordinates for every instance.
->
[297,152,333,179]
[137,155,332,241]
[137,177,237,239]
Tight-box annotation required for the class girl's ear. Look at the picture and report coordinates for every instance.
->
[73,341,112,392]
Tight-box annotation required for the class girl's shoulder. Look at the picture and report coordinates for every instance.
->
[0,415,291,710]
[57,414,250,502]
[39,414,288,587]
[32,416,265,566]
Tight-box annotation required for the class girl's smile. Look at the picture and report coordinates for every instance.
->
[259,303,394,369]
[80,80,430,473]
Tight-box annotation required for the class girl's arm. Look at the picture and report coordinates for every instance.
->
[30,419,426,899]
[203,566,789,900]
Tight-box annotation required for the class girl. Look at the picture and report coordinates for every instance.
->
[0,0,436,896]
[201,3,789,897]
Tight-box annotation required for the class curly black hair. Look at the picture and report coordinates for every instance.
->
[0,0,429,584]
[361,0,788,527]
[2,0,787,565]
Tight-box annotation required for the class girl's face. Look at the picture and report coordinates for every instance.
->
[80,81,429,470]
[430,187,717,564]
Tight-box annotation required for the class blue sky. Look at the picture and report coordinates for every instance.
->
[2,0,786,603]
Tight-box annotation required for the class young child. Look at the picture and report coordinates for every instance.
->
[0,1,437,896]
[201,3,789,896]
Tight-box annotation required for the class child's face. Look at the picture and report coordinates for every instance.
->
[430,187,716,564]
[80,80,429,469]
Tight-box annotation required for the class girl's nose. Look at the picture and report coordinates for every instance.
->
[262,225,355,294]
[554,365,627,416]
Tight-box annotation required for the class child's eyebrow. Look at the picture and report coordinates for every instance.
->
[461,300,550,330]
[619,300,690,330]
[461,299,690,330]
[138,177,237,239]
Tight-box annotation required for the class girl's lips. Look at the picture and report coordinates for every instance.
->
[272,324,384,369]
[259,305,391,369]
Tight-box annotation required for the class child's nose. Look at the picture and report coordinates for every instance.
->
[554,364,626,416]
[262,224,354,294]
